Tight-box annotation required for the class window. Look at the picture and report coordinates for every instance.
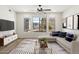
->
[24,16,55,32]
[39,18,46,32]
[33,17,40,32]
[67,16,73,29]
[48,18,55,32]
[32,17,46,32]
[24,18,29,32]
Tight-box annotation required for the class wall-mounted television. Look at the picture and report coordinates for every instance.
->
[0,19,14,31]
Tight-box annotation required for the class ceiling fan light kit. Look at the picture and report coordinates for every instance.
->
[37,5,51,12]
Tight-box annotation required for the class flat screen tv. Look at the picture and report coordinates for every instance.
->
[0,19,14,31]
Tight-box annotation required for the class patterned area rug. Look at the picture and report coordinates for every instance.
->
[9,39,37,54]
[9,39,68,54]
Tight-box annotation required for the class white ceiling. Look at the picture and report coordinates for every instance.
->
[8,5,73,13]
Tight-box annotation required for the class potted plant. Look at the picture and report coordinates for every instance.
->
[39,38,48,48]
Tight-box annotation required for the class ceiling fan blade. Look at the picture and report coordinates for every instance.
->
[43,9,51,11]
[37,5,51,12]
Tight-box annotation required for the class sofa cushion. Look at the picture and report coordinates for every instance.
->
[65,37,73,42]
[51,31,60,36]
[67,33,74,38]
[65,33,74,42]
[51,31,67,38]
[58,32,66,38]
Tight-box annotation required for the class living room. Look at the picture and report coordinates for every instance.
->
[0,5,79,54]
[1,0,79,59]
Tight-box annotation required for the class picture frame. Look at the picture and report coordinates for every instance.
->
[66,16,74,29]
[62,18,67,28]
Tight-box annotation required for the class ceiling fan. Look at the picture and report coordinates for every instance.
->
[37,5,51,12]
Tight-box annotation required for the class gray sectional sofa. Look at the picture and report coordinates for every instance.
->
[50,31,79,54]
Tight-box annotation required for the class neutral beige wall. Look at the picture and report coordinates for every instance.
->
[16,12,62,38]
[62,6,79,35]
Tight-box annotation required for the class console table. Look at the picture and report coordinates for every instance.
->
[0,34,18,46]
